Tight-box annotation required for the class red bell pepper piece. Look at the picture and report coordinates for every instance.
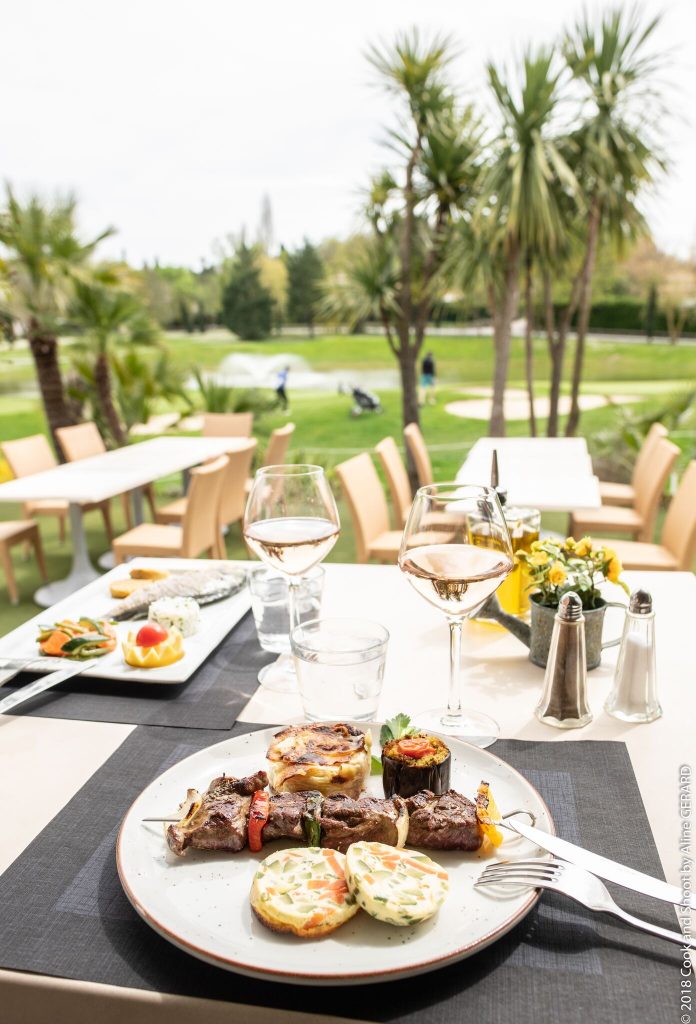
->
[248,790,270,852]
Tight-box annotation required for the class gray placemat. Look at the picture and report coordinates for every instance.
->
[0,731,684,1023]
[0,611,274,729]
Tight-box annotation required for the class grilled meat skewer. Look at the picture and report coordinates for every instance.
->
[165,772,483,856]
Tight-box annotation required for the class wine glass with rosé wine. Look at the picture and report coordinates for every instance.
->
[399,483,513,747]
[244,465,340,693]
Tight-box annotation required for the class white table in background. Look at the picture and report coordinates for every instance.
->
[0,436,249,606]
[0,562,692,1024]
[457,437,601,512]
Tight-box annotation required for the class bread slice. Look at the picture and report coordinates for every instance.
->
[109,578,151,599]
[250,847,359,938]
[129,567,170,581]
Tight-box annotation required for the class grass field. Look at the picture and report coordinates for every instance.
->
[0,330,694,635]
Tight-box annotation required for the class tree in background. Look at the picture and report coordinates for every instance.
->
[476,49,576,436]
[220,242,273,340]
[563,8,663,435]
[257,251,288,332]
[69,274,160,444]
[256,194,274,253]
[286,240,325,334]
[328,33,483,485]
[0,188,113,445]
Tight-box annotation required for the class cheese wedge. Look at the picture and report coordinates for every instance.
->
[250,847,359,938]
[345,842,448,926]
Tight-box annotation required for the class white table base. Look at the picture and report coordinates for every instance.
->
[34,503,101,607]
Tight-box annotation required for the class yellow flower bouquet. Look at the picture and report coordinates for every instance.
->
[518,535,629,610]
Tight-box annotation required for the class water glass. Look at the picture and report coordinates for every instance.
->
[290,617,389,722]
[249,567,325,654]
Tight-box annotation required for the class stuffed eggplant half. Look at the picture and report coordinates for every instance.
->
[382,734,451,798]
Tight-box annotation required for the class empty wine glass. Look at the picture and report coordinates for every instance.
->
[243,464,340,691]
[398,483,514,746]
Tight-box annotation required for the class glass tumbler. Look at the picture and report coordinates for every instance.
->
[290,617,389,722]
[249,567,325,689]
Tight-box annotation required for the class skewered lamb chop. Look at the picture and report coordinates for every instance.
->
[405,790,482,851]
[165,773,483,856]
[166,771,268,855]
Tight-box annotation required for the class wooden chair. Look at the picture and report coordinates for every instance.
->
[202,412,254,438]
[0,520,48,604]
[598,422,667,507]
[375,437,413,528]
[1,434,112,544]
[336,453,404,563]
[375,436,459,533]
[245,423,295,495]
[156,440,257,558]
[595,461,696,571]
[403,423,433,487]
[571,436,680,542]
[113,455,229,563]
[56,422,156,527]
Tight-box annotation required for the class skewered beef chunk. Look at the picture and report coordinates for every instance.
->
[206,771,268,799]
[166,772,268,856]
[264,792,308,842]
[405,789,482,851]
[320,794,408,853]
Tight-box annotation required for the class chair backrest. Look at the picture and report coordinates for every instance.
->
[56,422,106,461]
[632,422,668,487]
[633,437,681,539]
[2,434,57,477]
[403,423,433,487]
[335,453,390,563]
[375,437,412,527]
[202,412,254,438]
[181,455,229,557]
[661,461,696,570]
[263,422,295,467]
[217,440,258,528]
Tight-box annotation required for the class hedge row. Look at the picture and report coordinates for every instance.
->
[436,297,696,335]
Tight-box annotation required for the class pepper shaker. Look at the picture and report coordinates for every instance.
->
[605,589,661,723]
[535,591,592,729]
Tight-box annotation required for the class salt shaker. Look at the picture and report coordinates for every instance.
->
[605,589,661,723]
[535,591,592,729]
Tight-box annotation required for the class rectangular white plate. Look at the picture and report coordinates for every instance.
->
[0,557,252,685]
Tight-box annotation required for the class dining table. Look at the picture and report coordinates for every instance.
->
[457,437,601,511]
[0,561,692,1024]
[0,436,251,606]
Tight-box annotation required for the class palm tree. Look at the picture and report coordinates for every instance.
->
[70,276,160,445]
[478,49,577,436]
[329,31,483,485]
[0,188,113,446]
[563,7,665,435]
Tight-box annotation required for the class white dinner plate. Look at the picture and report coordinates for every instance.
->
[117,724,554,985]
[0,557,251,685]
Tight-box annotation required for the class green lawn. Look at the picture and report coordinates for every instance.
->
[0,330,694,635]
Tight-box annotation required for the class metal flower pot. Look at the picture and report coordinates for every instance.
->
[529,594,623,670]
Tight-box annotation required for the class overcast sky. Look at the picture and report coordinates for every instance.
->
[3,0,695,266]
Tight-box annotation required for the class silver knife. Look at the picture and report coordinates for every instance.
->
[0,660,91,715]
[504,817,689,908]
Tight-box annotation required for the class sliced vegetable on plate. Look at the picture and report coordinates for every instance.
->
[345,841,449,926]
[36,618,117,659]
[476,780,505,847]
[250,847,359,938]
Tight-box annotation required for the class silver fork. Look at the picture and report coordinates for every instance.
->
[475,858,694,949]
